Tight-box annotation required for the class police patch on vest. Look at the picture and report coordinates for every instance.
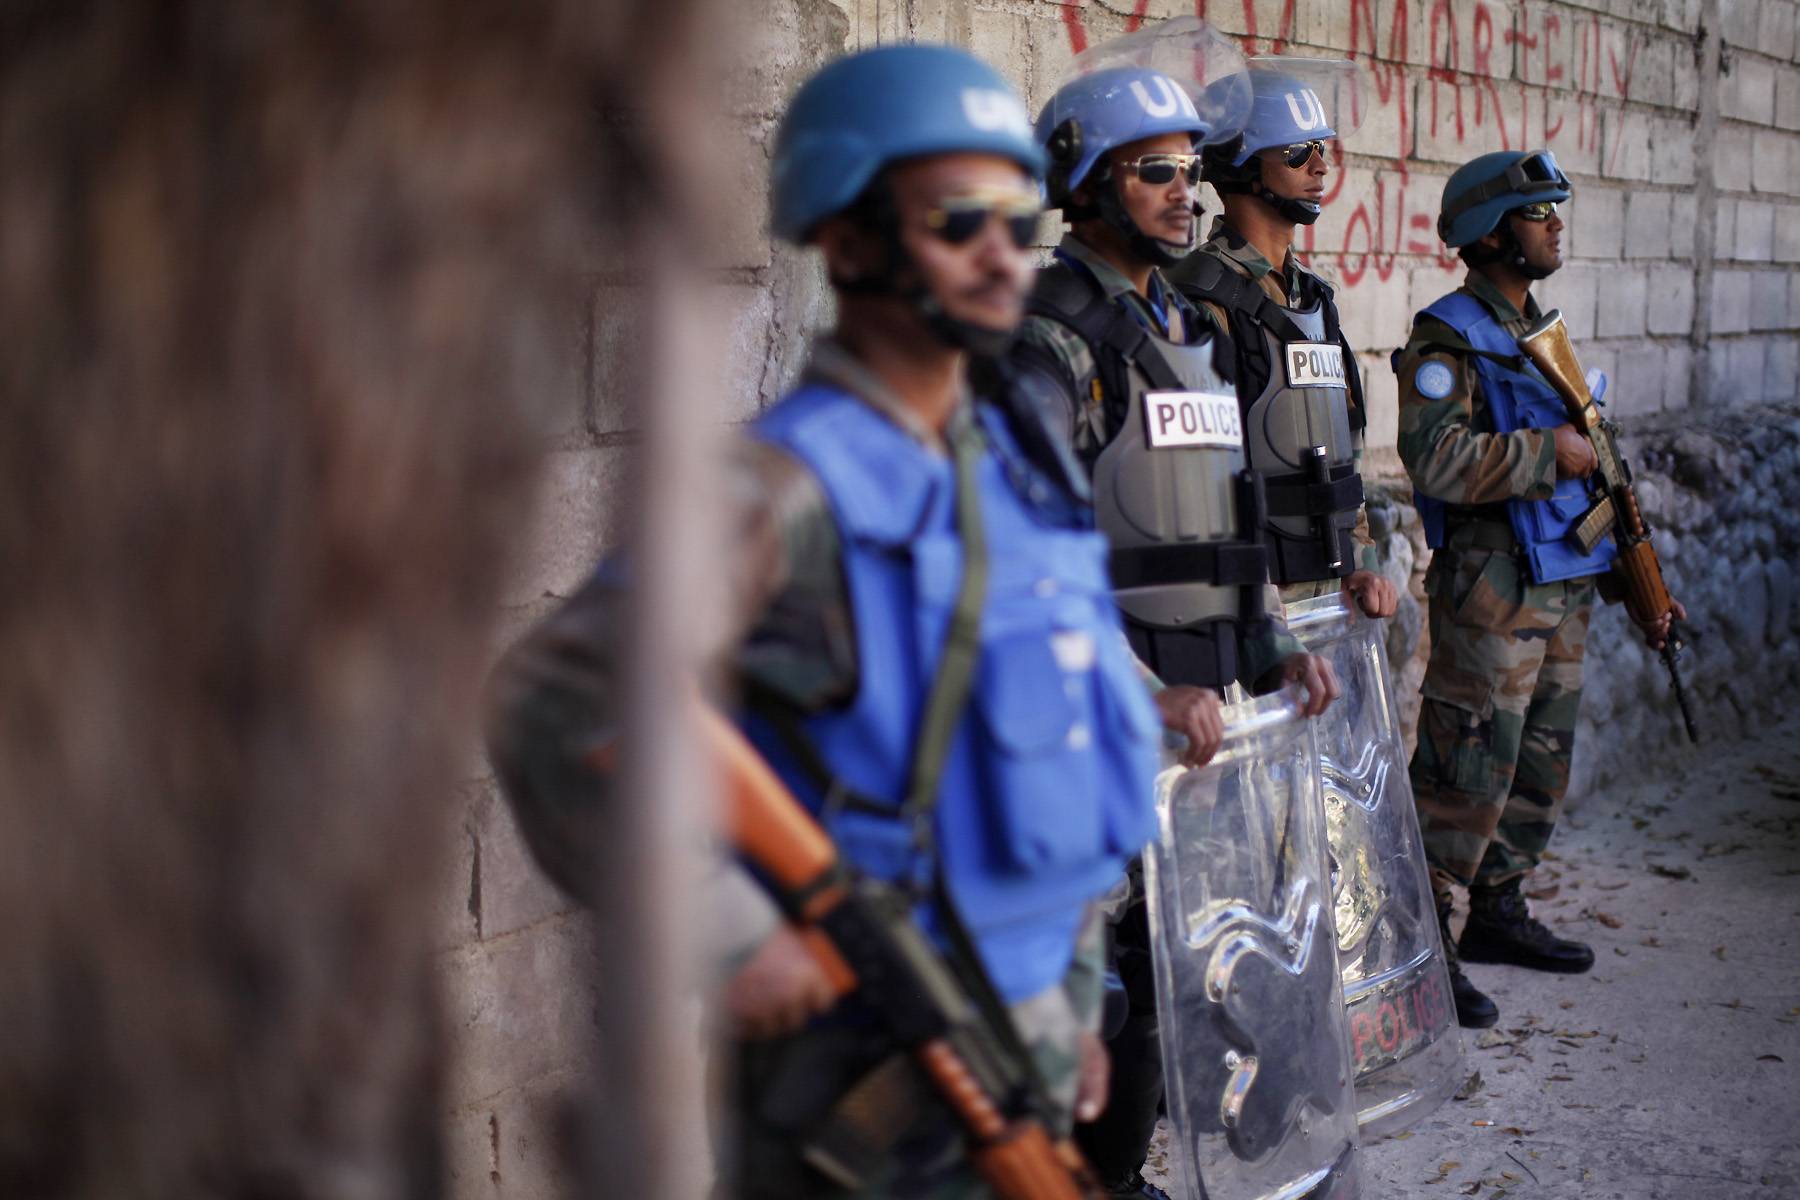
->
[1143,390,1243,450]
[1283,342,1348,389]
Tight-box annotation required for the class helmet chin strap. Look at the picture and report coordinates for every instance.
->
[1095,173,1196,267]
[1251,160,1322,226]
[832,254,1018,358]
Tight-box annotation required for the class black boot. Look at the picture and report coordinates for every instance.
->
[1438,896,1499,1029]
[1460,877,1596,974]
[1100,1171,1171,1200]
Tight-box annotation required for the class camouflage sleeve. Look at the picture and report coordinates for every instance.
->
[1394,319,1557,505]
[483,437,844,961]
[1240,582,1305,692]
[1015,313,1108,464]
[1351,429,1379,571]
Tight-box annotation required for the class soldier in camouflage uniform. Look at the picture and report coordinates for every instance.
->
[488,47,1163,1197]
[1397,151,1682,1029]
[1167,59,1396,619]
[1010,60,1339,1200]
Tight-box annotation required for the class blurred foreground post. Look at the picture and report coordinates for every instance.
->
[0,3,714,1196]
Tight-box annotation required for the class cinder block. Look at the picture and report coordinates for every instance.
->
[1600,107,1653,182]
[1712,269,1754,333]
[710,122,774,272]
[723,0,849,116]
[1735,199,1778,261]
[1623,191,1674,259]
[1751,268,1792,329]
[1777,71,1800,131]
[468,778,575,942]
[442,910,599,1106]
[1714,201,1738,259]
[1669,192,1699,259]
[1570,185,1623,260]
[1660,0,1702,35]
[1760,0,1799,62]
[1359,352,1401,459]
[1350,69,1412,163]
[1790,270,1800,321]
[1596,267,1650,337]
[1713,122,1755,193]
[1729,336,1771,403]
[1336,262,1414,354]
[1662,343,1695,409]
[1766,337,1800,403]
[1646,264,1697,334]
[1539,263,1601,339]
[1752,129,1796,195]
[1516,2,1570,89]
[506,446,632,607]
[1723,0,1764,49]
[445,1069,587,1200]
[1722,53,1778,125]
[1777,206,1800,261]
[1611,342,1666,416]
[1650,115,1696,187]
[1416,74,1524,162]
[1627,33,1679,109]
[709,284,777,424]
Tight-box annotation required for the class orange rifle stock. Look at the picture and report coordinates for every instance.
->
[599,708,1106,1199]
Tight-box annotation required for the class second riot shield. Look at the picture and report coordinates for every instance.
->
[1286,593,1464,1138]
[1145,690,1362,1200]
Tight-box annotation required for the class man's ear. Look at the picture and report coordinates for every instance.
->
[815,215,881,287]
[1476,223,1508,255]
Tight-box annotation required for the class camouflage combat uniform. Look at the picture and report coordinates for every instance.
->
[1395,271,1590,891]
[1168,218,1377,607]
[486,341,1101,1200]
[1014,235,1303,687]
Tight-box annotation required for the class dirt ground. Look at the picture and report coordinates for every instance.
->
[1146,711,1800,1199]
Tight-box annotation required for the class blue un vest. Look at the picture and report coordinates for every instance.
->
[745,383,1160,1003]
[1410,291,1618,585]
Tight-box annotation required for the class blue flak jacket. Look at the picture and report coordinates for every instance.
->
[1412,291,1619,585]
[744,382,1161,1003]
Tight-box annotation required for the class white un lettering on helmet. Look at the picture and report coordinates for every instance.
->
[1283,88,1325,131]
[1128,76,1199,122]
[962,88,1032,138]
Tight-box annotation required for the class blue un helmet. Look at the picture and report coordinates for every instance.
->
[769,44,1042,244]
[1438,149,1572,247]
[1040,18,1249,265]
[1203,56,1364,226]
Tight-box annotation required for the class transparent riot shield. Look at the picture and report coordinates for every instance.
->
[1286,593,1464,1138]
[1145,690,1362,1200]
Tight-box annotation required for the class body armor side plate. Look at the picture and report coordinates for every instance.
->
[1242,303,1359,584]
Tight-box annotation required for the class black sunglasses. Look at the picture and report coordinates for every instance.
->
[1512,200,1563,222]
[1121,153,1203,187]
[1273,140,1327,169]
[923,191,1042,250]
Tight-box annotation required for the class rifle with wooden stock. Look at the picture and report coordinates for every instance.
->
[1518,309,1699,743]
[699,706,1108,1199]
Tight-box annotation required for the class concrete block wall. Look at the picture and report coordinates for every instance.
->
[443,2,1800,1195]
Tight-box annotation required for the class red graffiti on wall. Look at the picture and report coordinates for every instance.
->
[1058,0,1650,287]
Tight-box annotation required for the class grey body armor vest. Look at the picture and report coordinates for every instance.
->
[1173,254,1365,584]
[1022,262,1267,690]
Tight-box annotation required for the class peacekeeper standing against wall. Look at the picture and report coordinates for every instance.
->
[1395,150,1685,1030]
[1009,35,1339,1200]
[486,45,1219,1199]
[1167,57,1396,620]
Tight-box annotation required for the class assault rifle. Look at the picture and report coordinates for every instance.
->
[702,707,1108,1199]
[1518,310,1699,743]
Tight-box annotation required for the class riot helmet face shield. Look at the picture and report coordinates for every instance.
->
[1039,18,1250,266]
[1204,56,1365,227]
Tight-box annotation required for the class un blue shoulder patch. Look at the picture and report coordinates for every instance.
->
[1413,360,1455,400]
